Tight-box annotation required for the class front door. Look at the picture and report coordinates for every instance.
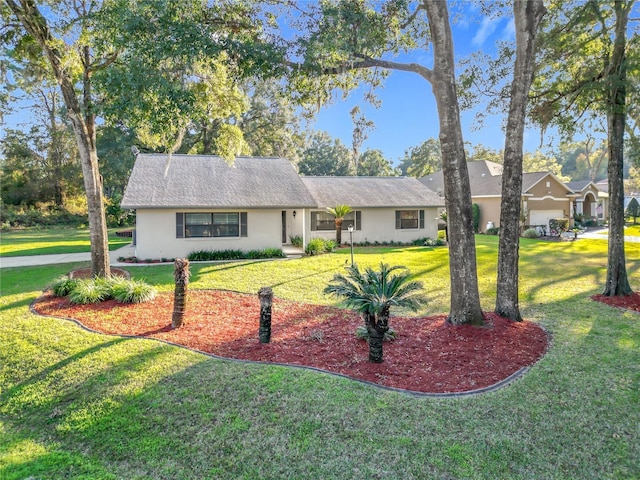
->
[282,210,287,244]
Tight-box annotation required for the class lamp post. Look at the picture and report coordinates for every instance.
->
[348,224,354,266]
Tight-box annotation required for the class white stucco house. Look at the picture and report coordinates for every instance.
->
[120,154,445,259]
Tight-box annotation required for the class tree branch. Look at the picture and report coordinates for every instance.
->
[286,54,433,83]
[400,4,425,29]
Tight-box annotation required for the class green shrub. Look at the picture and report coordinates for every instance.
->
[289,235,303,248]
[324,239,338,252]
[356,325,397,342]
[68,279,112,304]
[188,249,244,261]
[50,276,79,297]
[424,237,446,246]
[188,248,284,261]
[522,227,541,239]
[472,203,480,233]
[549,218,569,235]
[111,279,157,303]
[485,227,500,235]
[246,248,285,259]
[305,237,326,255]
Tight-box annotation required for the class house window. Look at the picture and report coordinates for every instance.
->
[396,210,424,229]
[311,211,361,231]
[177,212,247,238]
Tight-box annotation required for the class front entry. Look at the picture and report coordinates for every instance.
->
[282,210,287,244]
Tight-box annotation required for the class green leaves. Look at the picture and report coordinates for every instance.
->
[324,262,425,316]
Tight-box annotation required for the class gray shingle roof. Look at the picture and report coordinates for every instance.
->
[420,163,571,197]
[121,154,316,209]
[301,176,445,208]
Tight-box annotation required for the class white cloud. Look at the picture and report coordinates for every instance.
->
[472,16,499,46]
[501,18,516,41]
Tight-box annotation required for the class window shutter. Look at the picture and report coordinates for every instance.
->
[240,212,248,237]
[419,210,425,229]
[176,212,184,238]
[356,211,362,230]
[395,211,401,229]
[311,211,317,231]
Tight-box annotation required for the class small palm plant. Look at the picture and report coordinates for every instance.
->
[324,263,425,363]
[326,204,353,245]
[172,258,190,328]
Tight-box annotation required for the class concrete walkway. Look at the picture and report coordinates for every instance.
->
[0,244,137,269]
[0,243,306,268]
[579,228,640,243]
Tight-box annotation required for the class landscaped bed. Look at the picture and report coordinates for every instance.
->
[33,289,549,395]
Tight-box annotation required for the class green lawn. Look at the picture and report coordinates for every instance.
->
[0,227,132,257]
[1,236,639,479]
[625,223,640,236]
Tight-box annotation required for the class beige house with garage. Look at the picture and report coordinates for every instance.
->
[121,154,444,259]
[420,160,578,232]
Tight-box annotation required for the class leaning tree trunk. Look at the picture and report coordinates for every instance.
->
[7,0,111,278]
[335,218,344,244]
[172,258,190,328]
[424,0,483,326]
[496,0,546,321]
[603,2,632,296]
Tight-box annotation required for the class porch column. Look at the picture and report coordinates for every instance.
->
[301,208,307,248]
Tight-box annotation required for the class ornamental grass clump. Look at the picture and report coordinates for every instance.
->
[50,276,79,297]
[111,278,157,303]
[51,275,156,305]
[68,278,112,305]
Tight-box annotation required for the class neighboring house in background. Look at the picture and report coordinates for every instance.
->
[566,180,608,223]
[301,176,444,245]
[420,160,577,232]
[121,154,444,259]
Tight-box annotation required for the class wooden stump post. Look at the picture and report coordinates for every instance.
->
[258,287,273,343]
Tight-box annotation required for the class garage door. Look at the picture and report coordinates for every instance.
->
[529,210,564,227]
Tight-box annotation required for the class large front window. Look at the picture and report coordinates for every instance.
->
[395,210,424,229]
[311,211,360,231]
[185,212,240,237]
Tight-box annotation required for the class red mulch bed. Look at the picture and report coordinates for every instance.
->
[592,292,640,313]
[33,290,548,394]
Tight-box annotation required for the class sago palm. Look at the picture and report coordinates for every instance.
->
[326,204,353,245]
[325,262,425,363]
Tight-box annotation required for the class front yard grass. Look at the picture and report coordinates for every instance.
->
[0,227,131,257]
[1,236,639,479]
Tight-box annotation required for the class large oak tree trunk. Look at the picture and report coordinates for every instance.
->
[603,1,632,296]
[8,0,110,277]
[424,0,483,326]
[496,0,546,321]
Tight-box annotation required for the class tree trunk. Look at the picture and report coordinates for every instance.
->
[172,258,190,328]
[603,1,632,296]
[496,0,546,321]
[7,0,111,277]
[335,218,343,244]
[364,311,387,363]
[424,0,483,326]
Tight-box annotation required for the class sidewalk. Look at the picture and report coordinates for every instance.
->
[0,243,306,268]
[0,244,137,269]
[579,228,640,243]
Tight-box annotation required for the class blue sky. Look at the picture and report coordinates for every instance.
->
[309,8,545,164]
